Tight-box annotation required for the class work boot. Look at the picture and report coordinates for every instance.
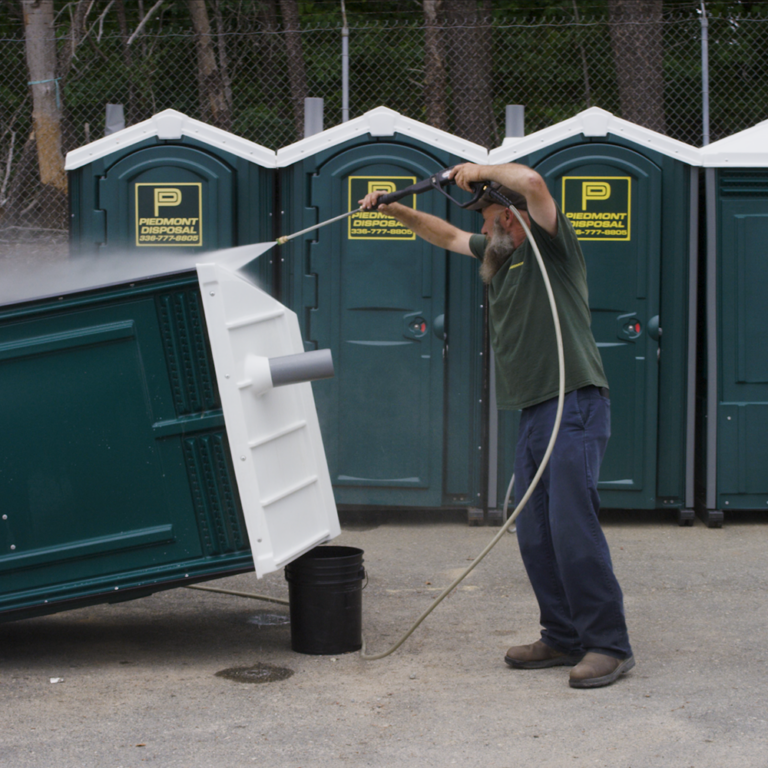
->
[504,640,584,669]
[569,652,635,688]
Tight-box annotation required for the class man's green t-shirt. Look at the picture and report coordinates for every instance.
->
[469,207,608,410]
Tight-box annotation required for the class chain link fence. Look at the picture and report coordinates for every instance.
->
[2,10,768,251]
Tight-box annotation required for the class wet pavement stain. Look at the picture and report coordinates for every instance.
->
[246,611,290,627]
[216,663,294,684]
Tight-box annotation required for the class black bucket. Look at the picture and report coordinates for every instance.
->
[284,545,365,655]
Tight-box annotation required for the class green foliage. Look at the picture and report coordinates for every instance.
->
[5,0,768,230]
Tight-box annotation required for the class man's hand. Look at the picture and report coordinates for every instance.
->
[449,163,488,193]
[359,189,391,211]
[449,162,558,236]
[357,185,473,257]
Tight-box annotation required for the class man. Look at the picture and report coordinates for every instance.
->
[360,162,634,689]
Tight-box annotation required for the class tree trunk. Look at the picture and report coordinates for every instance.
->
[57,0,90,153]
[3,130,38,224]
[607,0,666,133]
[212,0,234,112]
[57,0,89,82]
[279,0,307,140]
[423,0,448,131]
[251,0,282,129]
[114,0,138,126]
[188,0,232,130]
[21,0,66,192]
[444,0,494,148]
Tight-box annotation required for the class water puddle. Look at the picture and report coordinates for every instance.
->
[246,611,290,627]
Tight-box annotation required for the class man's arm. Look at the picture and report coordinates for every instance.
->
[359,191,474,257]
[451,163,558,237]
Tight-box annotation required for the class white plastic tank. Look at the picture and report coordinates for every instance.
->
[197,248,340,576]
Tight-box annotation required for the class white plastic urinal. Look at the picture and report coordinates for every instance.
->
[196,255,339,577]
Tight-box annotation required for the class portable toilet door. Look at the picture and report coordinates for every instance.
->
[700,122,768,527]
[488,108,701,521]
[276,108,488,512]
[66,110,276,287]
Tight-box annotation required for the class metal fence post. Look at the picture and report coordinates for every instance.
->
[701,1,710,145]
[341,1,349,122]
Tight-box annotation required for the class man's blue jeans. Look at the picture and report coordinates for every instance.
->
[514,386,633,659]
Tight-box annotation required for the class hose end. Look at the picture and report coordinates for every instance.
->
[276,236,288,246]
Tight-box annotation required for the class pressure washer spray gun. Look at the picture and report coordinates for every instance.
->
[275,166,493,246]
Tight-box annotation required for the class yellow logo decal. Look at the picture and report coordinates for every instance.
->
[581,182,611,210]
[135,183,203,247]
[153,188,183,216]
[368,180,397,195]
[348,176,417,240]
[562,176,631,242]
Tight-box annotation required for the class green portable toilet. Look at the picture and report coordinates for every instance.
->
[699,123,768,527]
[488,108,701,523]
[66,109,277,287]
[276,107,488,514]
[0,244,339,622]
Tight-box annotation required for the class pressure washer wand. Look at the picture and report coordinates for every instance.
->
[275,167,486,246]
[276,208,362,246]
[274,177,436,246]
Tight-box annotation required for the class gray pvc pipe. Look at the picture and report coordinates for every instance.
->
[304,97,324,137]
[505,105,525,138]
[269,349,334,388]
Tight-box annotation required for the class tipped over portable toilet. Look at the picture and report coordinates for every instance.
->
[66,109,277,287]
[488,108,701,523]
[276,107,490,518]
[0,241,339,622]
[699,123,768,526]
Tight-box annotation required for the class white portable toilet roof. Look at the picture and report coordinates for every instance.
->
[276,106,489,167]
[489,107,701,166]
[700,119,768,167]
[65,109,277,171]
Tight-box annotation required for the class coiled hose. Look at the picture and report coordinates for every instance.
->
[360,202,565,660]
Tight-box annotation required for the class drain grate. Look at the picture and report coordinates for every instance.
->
[215,663,294,684]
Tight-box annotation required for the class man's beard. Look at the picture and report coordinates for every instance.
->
[480,216,516,284]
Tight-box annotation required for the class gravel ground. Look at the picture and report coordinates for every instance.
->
[1,510,767,768]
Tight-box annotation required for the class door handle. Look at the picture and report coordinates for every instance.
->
[433,314,446,340]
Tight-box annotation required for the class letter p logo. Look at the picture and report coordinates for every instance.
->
[582,182,611,210]
[368,181,397,195]
[154,188,182,216]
